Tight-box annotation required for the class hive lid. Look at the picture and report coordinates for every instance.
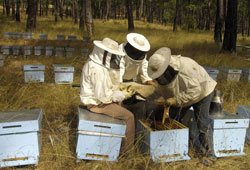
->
[53,64,74,72]
[22,65,45,71]
[209,110,249,129]
[218,66,242,74]
[78,106,126,136]
[0,109,43,134]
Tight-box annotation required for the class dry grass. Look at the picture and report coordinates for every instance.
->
[0,14,250,170]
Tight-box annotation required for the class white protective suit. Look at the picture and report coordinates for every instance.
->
[119,43,152,83]
[80,46,122,105]
[159,55,217,107]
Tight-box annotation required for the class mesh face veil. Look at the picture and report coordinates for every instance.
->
[124,43,146,61]
[102,50,122,70]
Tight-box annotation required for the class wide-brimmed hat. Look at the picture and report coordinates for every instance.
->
[127,33,150,52]
[148,47,171,79]
[93,38,125,56]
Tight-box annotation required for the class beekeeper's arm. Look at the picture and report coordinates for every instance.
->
[175,76,201,106]
[140,57,153,84]
[119,56,125,83]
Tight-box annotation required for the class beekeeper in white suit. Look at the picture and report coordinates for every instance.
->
[148,47,217,159]
[80,38,135,153]
[119,33,156,86]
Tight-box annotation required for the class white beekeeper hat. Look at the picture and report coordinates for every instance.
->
[126,33,150,52]
[94,38,125,56]
[148,47,171,79]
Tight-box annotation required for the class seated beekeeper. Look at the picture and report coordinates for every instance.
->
[147,47,217,156]
[80,38,135,153]
[119,33,156,86]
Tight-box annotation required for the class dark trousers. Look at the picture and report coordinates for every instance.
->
[169,93,213,153]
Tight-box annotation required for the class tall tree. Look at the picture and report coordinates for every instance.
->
[248,0,250,36]
[3,0,5,15]
[221,0,238,52]
[214,0,224,43]
[16,0,21,22]
[205,0,211,30]
[73,0,78,24]
[173,0,179,32]
[139,0,143,20]
[79,0,86,30]
[54,0,58,22]
[11,0,15,19]
[85,0,94,36]
[105,0,111,21]
[26,0,38,31]
[126,0,134,31]
[5,0,10,16]
[46,0,49,16]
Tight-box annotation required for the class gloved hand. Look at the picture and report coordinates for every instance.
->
[120,85,136,99]
[165,97,177,106]
[112,90,125,102]
[146,80,157,87]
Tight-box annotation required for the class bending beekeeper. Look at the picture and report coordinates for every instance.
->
[119,33,156,86]
[147,47,217,157]
[80,38,135,153]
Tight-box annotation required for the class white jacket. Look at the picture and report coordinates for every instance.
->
[159,55,217,107]
[120,43,152,83]
[80,46,120,105]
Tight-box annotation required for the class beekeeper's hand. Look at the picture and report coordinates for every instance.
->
[146,80,157,87]
[165,97,177,106]
[120,85,136,99]
[112,90,125,102]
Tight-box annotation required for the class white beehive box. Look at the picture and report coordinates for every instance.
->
[138,119,190,162]
[208,111,249,157]
[68,35,77,40]
[218,67,242,82]
[1,45,11,55]
[240,68,250,82]
[53,64,74,84]
[57,35,65,40]
[23,65,45,83]
[23,33,34,39]
[23,46,32,56]
[237,105,250,143]
[81,48,89,57]
[65,47,74,57]
[203,66,219,81]
[76,106,126,162]
[45,46,54,56]
[55,47,64,56]
[0,109,43,168]
[34,46,43,56]
[0,55,5,67]
[39,34,48,40]
[12,46,20,56]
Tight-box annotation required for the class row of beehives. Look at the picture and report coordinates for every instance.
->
[3,32,91,42]
[0,105,250,167]
[21,64,74,84]
[0,45,89,57]
[203,66,250,82]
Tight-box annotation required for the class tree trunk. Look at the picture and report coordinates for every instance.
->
[126,0,134,31]
[26,0,38,31]
[54,0,58,22]
[173,0,179,32]
[79,0,85,30]
[16,0,21,22]
[105,0,111,21]
[85,0,94,36]
[221,0,238,52]
[3,0,5,15]
[59,0,64,20]
[139,0,143,20]
[135,0,139,20]
[11,0,15,19]
[46,0,48,15]
[5,0,10,16]
[74,0,78,24]
[205,0,211,30]
[248,0,250,36]
[214,0,224,43]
